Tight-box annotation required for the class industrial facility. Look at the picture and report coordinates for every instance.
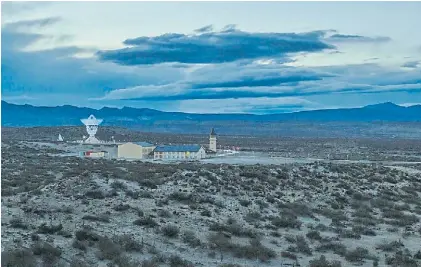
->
[75,115,230,161]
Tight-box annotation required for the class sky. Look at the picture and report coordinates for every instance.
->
[1,1,421,114]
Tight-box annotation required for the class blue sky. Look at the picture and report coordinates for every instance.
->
[1,1,421,114]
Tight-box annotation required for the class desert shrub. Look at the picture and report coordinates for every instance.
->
[352,225,376,236]
[306,230,322,241]
[168,255,194,267]
[209,218,258,238]
[376,240,404,252]
[113,203,131,211]
[133,217,159,228]
[158,209,172,218]
[239,199,252,207]
[1,248,36,267]
[97,236,122,261]
[281,251,297,260]
[279,201,314,218]
[182,230,201,248]
[231,238,276,262]
[72,239,87,251]
[169,192,193,203]
[345,247,371,263]
[309,255,342,267]
[271,215,301,229]
[110,181,127,190]
[9,218,28,229]
[31,241,62,265]
[113,235,143,252]
[82,214,110,223]
[69,258,90,267]
[316,241,347,256]
[75,228,100,242]
[244,211,262,223]
[85,190,105,199]
[385,250,418,267]
[339,229,361,239]
[295,235,312,255]
[161,224,180,238]
[37,223,63,234]
[389,214,419,227]
[200,209,212,217]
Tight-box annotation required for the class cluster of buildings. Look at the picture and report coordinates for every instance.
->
[72,115,221,161]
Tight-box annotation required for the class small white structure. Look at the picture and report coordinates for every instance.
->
[57,134,64,142]
[81,114,103,144]
[117,142,156,159]
[154,145,206,160]
[209,128,217,152]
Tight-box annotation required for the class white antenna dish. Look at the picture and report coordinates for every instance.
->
[81,114,103,144]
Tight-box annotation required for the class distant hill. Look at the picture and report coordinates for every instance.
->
[2,101,421,138]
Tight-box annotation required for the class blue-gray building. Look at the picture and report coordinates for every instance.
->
[154,144,206,160]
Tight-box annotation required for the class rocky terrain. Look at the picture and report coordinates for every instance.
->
[2,138,421,267]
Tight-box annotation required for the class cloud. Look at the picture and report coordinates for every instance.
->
[1,17,182,100]
[4,17,62,31]
[326,33,391,43]
[95,62,421,102]
[96,26,335,65]
[194,25,213,33]
[401,61,420,69]
[1,2,51,16]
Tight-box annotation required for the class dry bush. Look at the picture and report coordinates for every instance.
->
[344,247,372,263]
[37,223,63,234]
[31,241,62,265]
[271,215,301,229]
[168,255,195,267]
[385,250,418,267]
[133,217,159,228]
[182,230,201,248]
[97,236,122,261]
[309,255,342,267]
[209,218,259,238]
[1,248,36,267]
[114,235,143,252]
[376,240,404,252]
[161,224,180,238]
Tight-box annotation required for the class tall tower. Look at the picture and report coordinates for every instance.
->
[209,128,217,152]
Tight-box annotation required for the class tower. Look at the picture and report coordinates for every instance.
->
[81,114,103,144]
[209,128,217,152]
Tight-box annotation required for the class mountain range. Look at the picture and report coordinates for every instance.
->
[2,101,421,138]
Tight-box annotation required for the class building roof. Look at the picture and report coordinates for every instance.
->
[134,142,155,147]
[119,141,154,147]
[210,128,217,136]
[154,144,202,152]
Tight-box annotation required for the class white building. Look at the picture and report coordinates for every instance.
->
[117,142,156,159]
[209,128,217,152]
[154,145,206,160]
